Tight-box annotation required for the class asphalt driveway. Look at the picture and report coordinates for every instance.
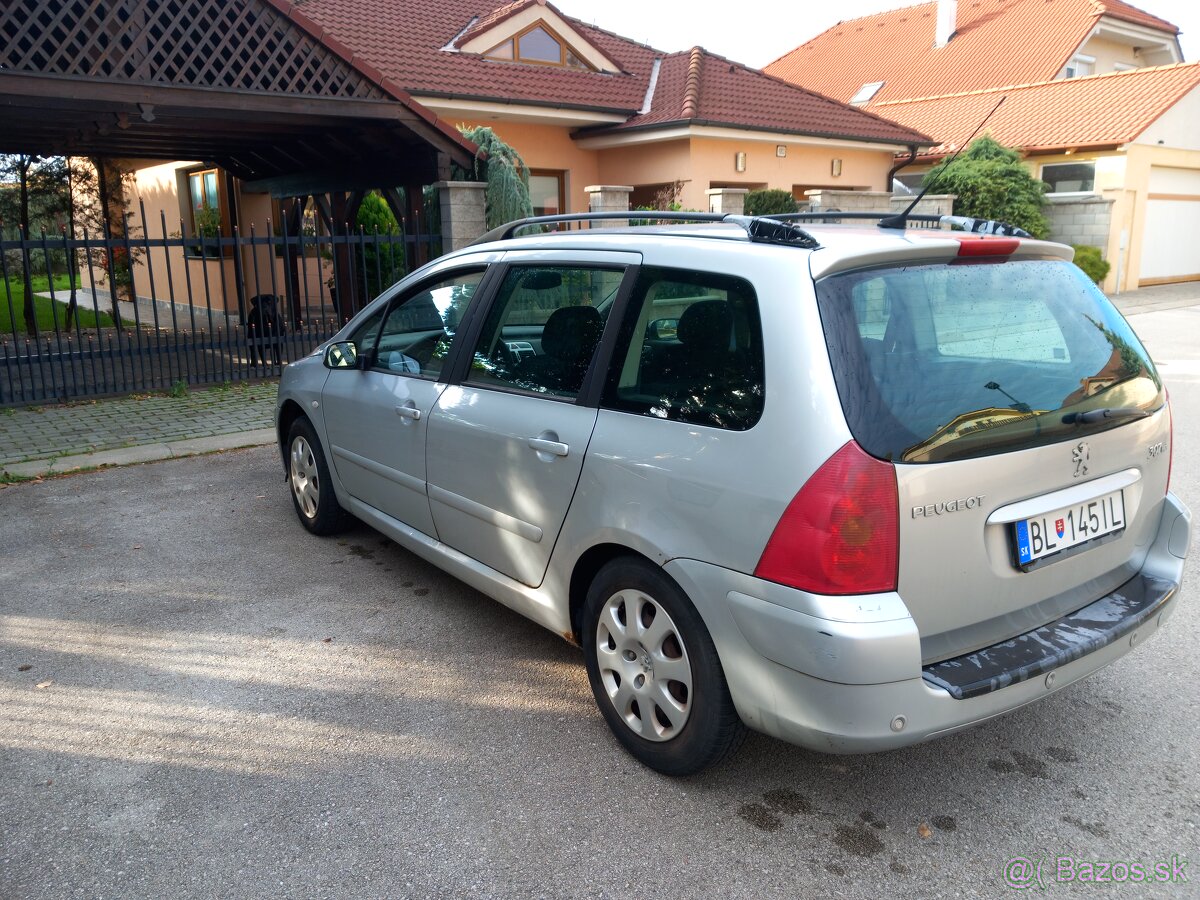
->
[2,304,1198,899]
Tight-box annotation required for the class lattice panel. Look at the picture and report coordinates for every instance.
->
[0,0,388,99]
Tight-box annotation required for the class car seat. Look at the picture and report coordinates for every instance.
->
[516,305,603,395]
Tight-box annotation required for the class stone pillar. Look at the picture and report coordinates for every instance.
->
[706,188,749,215]
[585,185,633,214]
[434,181,487,252]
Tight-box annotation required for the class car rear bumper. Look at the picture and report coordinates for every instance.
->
[922,571,1175,700]
[665,491,1190,754]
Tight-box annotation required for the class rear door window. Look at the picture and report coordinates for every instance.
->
[817,259,1163,462]
[603,267,764,430]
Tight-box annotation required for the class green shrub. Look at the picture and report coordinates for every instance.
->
[745,189,798,216]
[1072,245,1110,284]
[355,192,405,300]
[456,125,534,229]
[926,135,1049,238]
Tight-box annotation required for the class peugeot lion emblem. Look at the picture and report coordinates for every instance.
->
[1072,442,1090,478]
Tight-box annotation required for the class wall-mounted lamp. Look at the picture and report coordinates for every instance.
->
[831,158,843,177]
[776,145,787,158]
[735,152,747,173]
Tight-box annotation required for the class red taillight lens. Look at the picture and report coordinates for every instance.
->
[955,237,1020,256]
[754,441,899,595]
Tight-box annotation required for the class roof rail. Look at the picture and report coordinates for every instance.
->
[727,216,821,248]
[768,211,945,228]
[473,211,726,244]
[470,211,821,249]
[769,211,1032,237]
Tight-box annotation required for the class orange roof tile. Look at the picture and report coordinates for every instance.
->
[459,0,538,41]
[871,62,1200,157]
[764,0,1179,106]
[287,0,655,112]
[281,1,928,145]
[586,47,931,145]
[1096,0,1180,33]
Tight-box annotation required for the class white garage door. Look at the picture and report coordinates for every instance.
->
[1141,167,1200,285]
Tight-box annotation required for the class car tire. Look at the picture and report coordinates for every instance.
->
[582,557,746,776]
[287,417,354,536]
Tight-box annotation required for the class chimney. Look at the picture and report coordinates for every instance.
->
[935,0,957,48]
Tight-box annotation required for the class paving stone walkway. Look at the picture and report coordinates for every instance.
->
[1110,282,1200,316]
[0,379,277,474]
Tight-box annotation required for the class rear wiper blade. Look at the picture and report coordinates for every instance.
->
[1062,407,1149,425]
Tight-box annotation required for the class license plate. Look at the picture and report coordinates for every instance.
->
[1014,490,1126,568]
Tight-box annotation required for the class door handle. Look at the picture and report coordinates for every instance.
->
[395,405,421,421]
[528,437,569,457]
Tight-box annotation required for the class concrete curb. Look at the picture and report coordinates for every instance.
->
[1,428,277,480]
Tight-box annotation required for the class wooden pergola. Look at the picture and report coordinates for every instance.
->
[0,0,480,311]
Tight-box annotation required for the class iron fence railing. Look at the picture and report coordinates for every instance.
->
[1,211,434,405]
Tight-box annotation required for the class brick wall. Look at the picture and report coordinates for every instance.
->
[1044,194,1113,253]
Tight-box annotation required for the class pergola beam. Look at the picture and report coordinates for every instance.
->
[0,70,474,182]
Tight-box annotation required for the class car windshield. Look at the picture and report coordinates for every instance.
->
[816,258,1164,463]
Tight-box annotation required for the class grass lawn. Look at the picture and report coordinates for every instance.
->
[1,274,125,335]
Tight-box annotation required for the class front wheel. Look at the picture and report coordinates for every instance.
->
[287,417,353,535]
[582,558,745,776]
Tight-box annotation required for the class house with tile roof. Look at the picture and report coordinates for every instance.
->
[117,0,929,264]
[766,0,1200,290]
[290,0,930,211]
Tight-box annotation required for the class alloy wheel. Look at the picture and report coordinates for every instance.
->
[594,588,693,741]
[289,435,320,519]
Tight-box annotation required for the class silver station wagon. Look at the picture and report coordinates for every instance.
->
[276,212,1191,775]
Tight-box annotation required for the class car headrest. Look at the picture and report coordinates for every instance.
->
[542,306,602,361]
[678,300,732,353]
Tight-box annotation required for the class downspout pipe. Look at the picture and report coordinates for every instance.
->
[887,145,920,191]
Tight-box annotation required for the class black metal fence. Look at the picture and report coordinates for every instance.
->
[1,212,434,405]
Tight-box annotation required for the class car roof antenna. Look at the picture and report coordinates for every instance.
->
[878,96,1005,231]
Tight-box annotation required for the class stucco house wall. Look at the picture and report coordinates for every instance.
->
[81,160,331,316]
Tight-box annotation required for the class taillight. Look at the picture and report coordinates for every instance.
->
[754,441,899,595]
[955,237,1020,256]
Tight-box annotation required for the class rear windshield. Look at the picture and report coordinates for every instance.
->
[816,259,1164,463]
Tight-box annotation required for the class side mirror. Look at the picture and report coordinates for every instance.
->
[324,340,359,369]
[647,318,679,341]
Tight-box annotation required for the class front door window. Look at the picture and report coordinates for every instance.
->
[466,265,624,399]
[366,271,485,379]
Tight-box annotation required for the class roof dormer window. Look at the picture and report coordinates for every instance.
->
[1062,54,1095,79]
[486,23,593,70]
[850,81,884,104]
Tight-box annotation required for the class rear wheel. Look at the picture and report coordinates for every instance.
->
[287,417,353,535]
[582,558,745,776]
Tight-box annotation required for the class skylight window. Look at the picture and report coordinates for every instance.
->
[850,81,884,104]
[485,23,593,70]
